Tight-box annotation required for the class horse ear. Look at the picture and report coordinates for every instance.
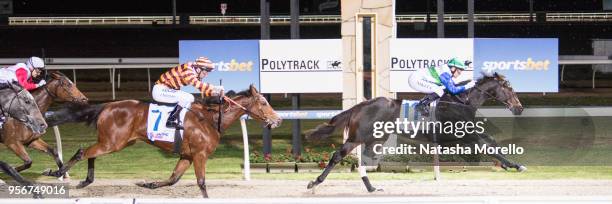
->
[249,84,259,95]
[49,71,58,79]
[493,72,500,79]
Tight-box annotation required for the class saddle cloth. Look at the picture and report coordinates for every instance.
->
[146,103,187,142]
[399,100,439,133]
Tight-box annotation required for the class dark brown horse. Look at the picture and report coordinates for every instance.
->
[43,85,281,198]
[1,71,88,173]
[305,73,524,192]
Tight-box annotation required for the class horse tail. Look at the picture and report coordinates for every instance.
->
[305,108,353,141]
[46,102,106,128]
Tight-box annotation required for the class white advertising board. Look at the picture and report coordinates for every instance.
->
[259,39,343,93]
[390,38,474,92]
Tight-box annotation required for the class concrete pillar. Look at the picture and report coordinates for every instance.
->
[341,0,395,125]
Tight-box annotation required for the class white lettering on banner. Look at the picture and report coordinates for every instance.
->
[315,111,342,119]
[277,112,309,119]
[213,60,254,72]
[390,58,449,70]
[481,58,551,73]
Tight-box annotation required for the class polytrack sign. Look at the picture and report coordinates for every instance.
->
[389,38,474,92]
[259,39,343,93]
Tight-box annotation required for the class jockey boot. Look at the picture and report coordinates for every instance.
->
[415,93,440,117]
[166,105,184,130]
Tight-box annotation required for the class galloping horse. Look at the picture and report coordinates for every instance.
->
[43,85,281,198]
[0,81,47,189]
[1,71,88,173]
[305,73,524,192]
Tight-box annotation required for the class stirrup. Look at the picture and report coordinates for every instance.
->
[166,120,184,130]
[415,103,430,117]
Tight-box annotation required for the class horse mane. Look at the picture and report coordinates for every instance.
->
[475,74,497,85]
[226,89,253,97]
[194,88,253,106]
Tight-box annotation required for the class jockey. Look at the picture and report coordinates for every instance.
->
[408,58,475,116]
[152,57,224,129]
[0,56,47,90]
[0,56,46,128]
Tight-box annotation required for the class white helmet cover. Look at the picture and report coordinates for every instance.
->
[26,57,45,70]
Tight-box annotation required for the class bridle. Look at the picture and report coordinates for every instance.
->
[0,85,30,123]
[43,76,80,102]
[472,82,512,108]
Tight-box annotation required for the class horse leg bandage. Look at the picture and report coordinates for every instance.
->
[358,166,367,177]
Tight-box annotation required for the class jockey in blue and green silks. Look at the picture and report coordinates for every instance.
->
[408,58,475,116]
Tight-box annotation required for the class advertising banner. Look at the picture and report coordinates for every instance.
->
[179,40,260,93]
[474,38,559,92]
[259,39,343,93]
[389,38,474,92]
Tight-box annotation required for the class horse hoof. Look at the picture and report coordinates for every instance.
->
[306,181,316,189]
[517,165,527,172]
[367,187,383,193]
[76,181,91,189]
[307,181,318,194]
[500,164,509,171]
[42,169,58,177]
[136,182,157,189]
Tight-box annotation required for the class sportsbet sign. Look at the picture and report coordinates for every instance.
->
[179,40,260,93]
[474,38,558,92]
[390,38,558,93]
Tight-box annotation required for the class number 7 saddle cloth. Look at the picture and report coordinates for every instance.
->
[146,103,187,142]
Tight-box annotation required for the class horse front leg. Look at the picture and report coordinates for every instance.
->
[137,157,192,189]
[307,142,366,192]
[43,148,84,177]
[193,152,209,198]
[28,138,67,177]
[6,143,33,172]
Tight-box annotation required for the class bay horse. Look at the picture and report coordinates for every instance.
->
[1,71,88,173]
[305,73,524,192]
[43,85,281,198]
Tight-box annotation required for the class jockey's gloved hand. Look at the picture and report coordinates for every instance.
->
[465,81,476,89]
[211,85,225,96]
[36,79,46,88]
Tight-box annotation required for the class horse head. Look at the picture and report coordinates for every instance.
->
[471,72,524,115]
[226,85,282,128]
[45,71,88,104]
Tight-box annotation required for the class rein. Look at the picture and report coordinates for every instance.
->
[473,86,511,108]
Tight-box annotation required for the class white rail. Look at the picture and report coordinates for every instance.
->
[8,12,612,26]
[8,16,178,25]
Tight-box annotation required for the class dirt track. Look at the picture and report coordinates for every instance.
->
[57,179,612,198]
